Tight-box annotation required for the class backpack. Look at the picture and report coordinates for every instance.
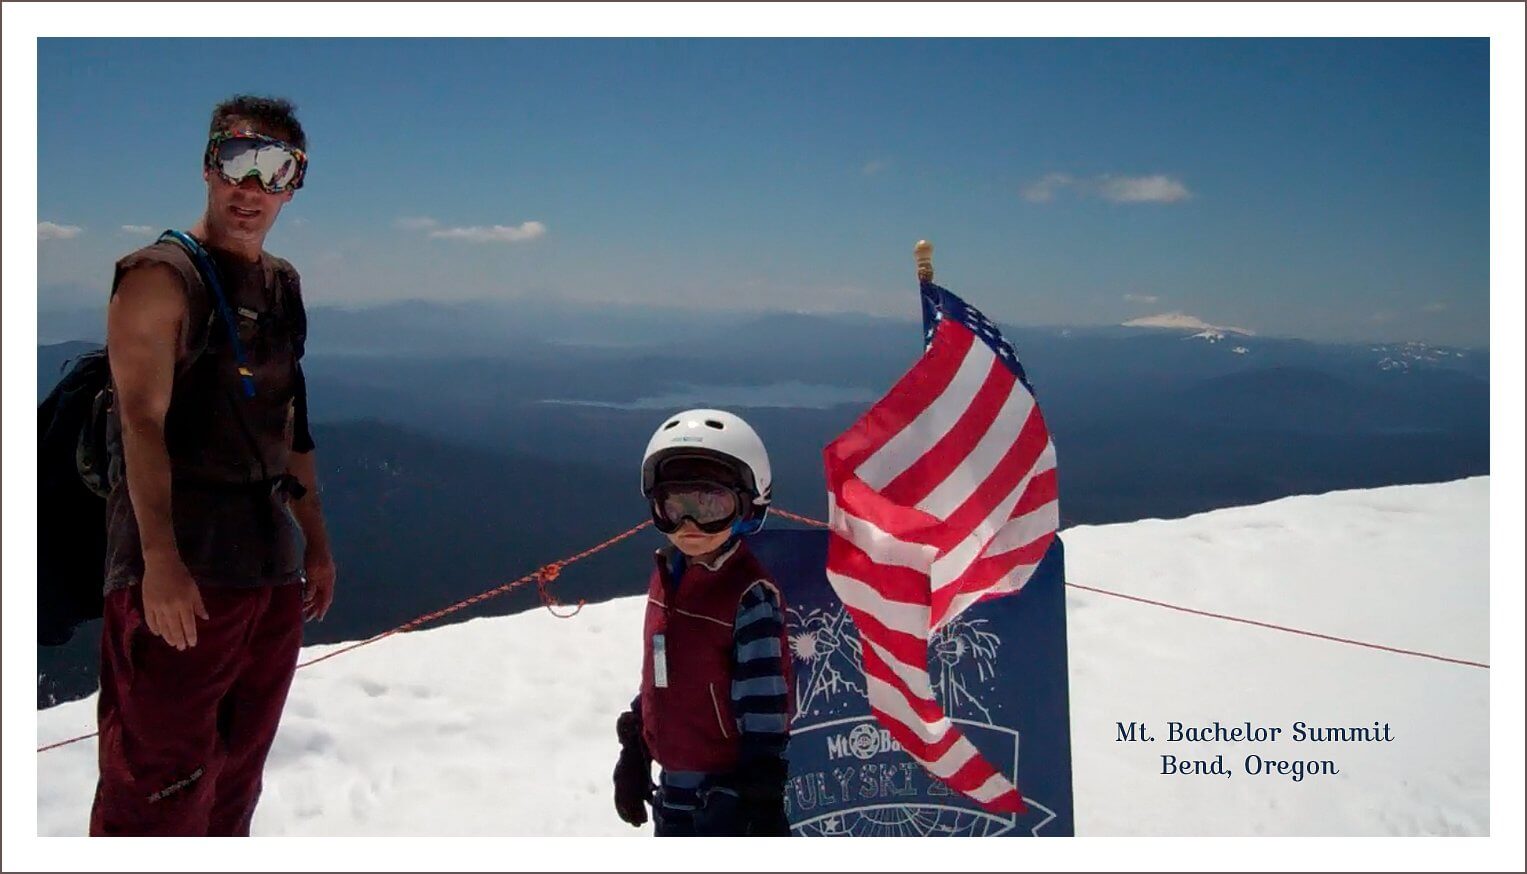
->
[37,348,114,645]
[37,230,256,646]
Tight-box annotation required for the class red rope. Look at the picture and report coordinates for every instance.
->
[535,561,585,619]
[1065,582,1489,669]
[772,507,829,528]
[778,505,1488,670]
[38,505,1488,754]
[37,732,97,754]
[37,520,653,753]
[297,520,648,669]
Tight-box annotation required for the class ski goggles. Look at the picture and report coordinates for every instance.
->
[204,130,307,194]
[650,480,743,534]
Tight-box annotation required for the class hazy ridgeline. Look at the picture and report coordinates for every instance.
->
[37,301,1489,706]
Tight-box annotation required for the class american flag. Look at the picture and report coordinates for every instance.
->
[822,280,1059,813]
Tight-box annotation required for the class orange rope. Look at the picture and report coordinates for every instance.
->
[37,520,652,753]
[37,732,97,754]
[37,502,1488,755]
[1066,581,1490,669]
[775,505,1488,670]
[772,507,829,528]
[534,561,585,619]
[297,520,649,669]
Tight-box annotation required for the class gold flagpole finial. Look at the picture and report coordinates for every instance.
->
[914,239,934,283]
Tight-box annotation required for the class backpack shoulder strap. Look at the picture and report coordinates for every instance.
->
[158,230,256,398]
[111,237,217,367]
[270,256,307,361]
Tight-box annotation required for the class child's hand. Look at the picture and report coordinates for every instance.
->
[613,710,652,827]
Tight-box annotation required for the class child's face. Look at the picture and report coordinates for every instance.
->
[665,519,732,558]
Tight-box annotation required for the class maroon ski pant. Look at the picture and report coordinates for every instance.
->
[89,583,303,836]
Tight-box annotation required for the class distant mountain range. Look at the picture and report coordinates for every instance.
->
[36,302,1489,707]
[41,298,1486,362]
[37,419,661,707]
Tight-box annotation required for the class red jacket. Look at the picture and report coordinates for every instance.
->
[640,540,789,773]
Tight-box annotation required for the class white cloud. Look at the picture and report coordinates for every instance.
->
[861,158,892,176]
[1022,172,1074,203]
[1421,302,1448,313]
[38,221,83,240]
[1124,293,1160,304]
[120,224,156,235]
[395,216,440,230]
[1095,174,1192,203]
[1023,172,1192,204]
[428,221,547,244]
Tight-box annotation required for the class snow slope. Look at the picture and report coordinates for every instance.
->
[35,478,1489,837]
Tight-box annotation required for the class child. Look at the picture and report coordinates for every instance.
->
[612,409,792,836]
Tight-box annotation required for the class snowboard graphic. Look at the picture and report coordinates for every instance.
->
[748,527,1074,837]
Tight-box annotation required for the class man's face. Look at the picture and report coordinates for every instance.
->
[203,121,297,246]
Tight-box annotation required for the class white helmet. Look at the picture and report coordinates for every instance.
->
[640,409,772,509]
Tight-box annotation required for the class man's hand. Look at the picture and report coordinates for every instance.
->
[141,553,208,650]
[109,262,197,650]
[287,448,335,622]
[302,549,337,621]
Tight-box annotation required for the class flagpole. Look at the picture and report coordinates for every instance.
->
[914,239,934,283]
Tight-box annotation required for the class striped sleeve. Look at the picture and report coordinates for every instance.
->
[732,581,789,765]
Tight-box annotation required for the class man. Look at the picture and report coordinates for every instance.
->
[90,95,336,836]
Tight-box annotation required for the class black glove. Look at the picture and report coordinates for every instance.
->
[613,709,653,827]
[734,757,791,836]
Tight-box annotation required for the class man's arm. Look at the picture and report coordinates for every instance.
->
[107,264,207,650]
[286,367,336,621]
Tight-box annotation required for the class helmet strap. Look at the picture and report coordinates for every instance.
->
[732,506,769,537]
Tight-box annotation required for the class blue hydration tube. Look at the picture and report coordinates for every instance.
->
[159,229,257,398]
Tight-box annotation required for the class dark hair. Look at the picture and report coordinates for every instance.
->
[208,95,307,150]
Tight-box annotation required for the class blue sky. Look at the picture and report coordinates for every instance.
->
[36,38,1490,345]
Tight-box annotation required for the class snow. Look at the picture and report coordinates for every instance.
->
[35,478,1490,840]
[1122,312,1256,336]
[1062,478,1488,837]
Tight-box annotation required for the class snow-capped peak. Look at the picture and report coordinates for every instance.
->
[1123,312,1256,337]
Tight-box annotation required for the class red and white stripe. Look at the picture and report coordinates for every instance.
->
[823,316,1059,814]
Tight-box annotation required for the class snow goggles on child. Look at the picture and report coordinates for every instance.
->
[650,480,744,534]
[204,130,307,194]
